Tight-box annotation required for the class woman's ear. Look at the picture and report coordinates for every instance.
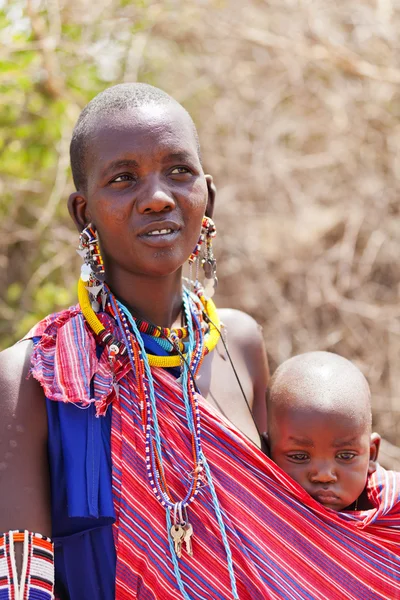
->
[205,174,216,219]
[68,191,90,232]
[368,432,381,474]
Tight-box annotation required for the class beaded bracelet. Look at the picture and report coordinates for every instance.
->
[0,530,54,599]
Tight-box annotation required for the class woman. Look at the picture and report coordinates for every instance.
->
[0,84,398,600]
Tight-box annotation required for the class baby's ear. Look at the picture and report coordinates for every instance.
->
[368,432,381,474]
[261,432,270,457]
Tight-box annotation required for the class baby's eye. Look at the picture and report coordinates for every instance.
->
[287,453,309,462]
[336,452,357,461]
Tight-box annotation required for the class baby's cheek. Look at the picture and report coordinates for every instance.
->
[344,469,366,493]
[276,462,305,484]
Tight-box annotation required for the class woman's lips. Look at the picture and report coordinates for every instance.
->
[138,229,180,247]
[137,219,181,237]
[145,228,173,236]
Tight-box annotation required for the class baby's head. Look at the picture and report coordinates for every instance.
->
[267,351,380,511]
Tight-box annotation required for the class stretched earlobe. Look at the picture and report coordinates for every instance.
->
[68,191,90,232]
[205,174,216,219]
[368,432,381,474]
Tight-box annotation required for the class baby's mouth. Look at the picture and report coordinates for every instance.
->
[312,490,339,504]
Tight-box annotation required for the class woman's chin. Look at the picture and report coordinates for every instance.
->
[132,257,186,279]
[104,251,189,281]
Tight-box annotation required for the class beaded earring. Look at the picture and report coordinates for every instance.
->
[202,216,218,298]
[188,216,218,298]
[77,224,106,312]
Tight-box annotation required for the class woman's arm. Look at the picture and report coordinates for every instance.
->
[247,322,269,435]
[218,309,269,435]
[0,340,51,577]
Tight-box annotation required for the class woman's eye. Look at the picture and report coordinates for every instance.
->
[111,174,134,183]
[287,453,309,462]
[170,166,190,175]
[337,452,356,461]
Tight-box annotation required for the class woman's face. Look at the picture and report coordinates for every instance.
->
[73,104,213,281]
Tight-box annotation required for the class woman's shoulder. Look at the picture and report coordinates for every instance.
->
[0,338,46,434]
[0,304,82,414]
[218,308,264,348]
[215,308,269,435]
[217,307,269,387]
[0,339,47,426]
[0,339,36,395]
[0,340,51,535]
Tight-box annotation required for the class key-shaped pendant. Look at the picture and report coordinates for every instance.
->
[183,522,193,557]
[170,524,184,558]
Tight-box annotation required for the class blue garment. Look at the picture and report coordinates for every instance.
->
[46,386,116,599]
[43,335,179,599]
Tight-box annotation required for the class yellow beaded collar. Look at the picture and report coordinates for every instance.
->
[78,278,220,367]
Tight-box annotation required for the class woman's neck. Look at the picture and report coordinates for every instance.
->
[106,269,184,329]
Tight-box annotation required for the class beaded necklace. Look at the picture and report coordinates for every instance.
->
[108,289,238,599]
[134,315,188,340]
[78,278,220,368]
[79,280,238,598]
[110,289,204,506]
[153,335,189,353]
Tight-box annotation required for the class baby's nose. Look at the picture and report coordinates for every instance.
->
[310,463,337,483]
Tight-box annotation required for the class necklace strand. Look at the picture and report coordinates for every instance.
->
[78,278,220,367]
[80,281,238,598]
[111,290,203,509]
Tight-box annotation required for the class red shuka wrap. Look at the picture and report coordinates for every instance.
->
[27,307,400,600]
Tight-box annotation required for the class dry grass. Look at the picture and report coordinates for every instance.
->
[168,0,400,456]
[1,0,400,462]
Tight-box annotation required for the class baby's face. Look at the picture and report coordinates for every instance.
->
[269,406,378,511]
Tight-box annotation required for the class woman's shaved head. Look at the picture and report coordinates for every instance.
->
[70,82,200,192]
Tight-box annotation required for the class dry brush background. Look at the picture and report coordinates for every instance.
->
[1,0,399,465]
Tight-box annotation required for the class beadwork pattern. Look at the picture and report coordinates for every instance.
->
[107,289,239,599]
[0,530,54,600]
[78,279,221,368]
[107,290,203,506]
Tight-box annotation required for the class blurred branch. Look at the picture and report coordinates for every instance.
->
[379,438,400,472]
[26,0,65,99]
[34,122,71,234]
[47,0,62,44]
[1,0,400,446]
[122,31,149,83]
[24,246,72,298]
[239,27,400,84]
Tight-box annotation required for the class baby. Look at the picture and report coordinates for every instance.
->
[267,351,381,511]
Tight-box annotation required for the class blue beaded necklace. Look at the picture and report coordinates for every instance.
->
[108,288,239,599]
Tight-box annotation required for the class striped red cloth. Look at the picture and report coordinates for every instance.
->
[27,308,400,599]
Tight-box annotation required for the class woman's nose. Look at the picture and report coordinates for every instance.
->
[137,177,176,214]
